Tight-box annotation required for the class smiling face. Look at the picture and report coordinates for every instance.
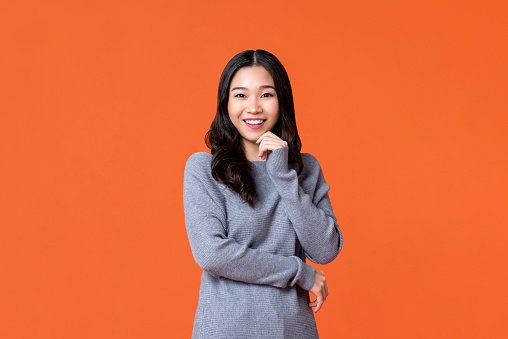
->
[228,66,280,151]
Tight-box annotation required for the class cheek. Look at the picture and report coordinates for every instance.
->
[226,105,234,121]
[227,101,241,117]
[269,101,280,117]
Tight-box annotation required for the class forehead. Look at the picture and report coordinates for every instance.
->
[230,66,274,87]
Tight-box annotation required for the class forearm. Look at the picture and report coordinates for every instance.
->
[266,147,343,264]
[185,217,315,290]
[279,187,342,264]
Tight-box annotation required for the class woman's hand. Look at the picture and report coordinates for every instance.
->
[309,270,328,313]
[256,131,288,161]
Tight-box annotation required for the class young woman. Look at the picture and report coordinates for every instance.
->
[183,50,343,338]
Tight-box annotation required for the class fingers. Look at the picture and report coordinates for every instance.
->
[256,132,288,160]
[324,276,328,299]
[255,131,277,144]
[256,131,287,147]
[309,294,324,313]
[258,141,281,160]
[309,270,328,313]
[314,296,324,313]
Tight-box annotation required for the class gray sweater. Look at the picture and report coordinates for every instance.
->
[183,146,343,339]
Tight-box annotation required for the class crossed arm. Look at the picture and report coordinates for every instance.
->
[183,137,342,312]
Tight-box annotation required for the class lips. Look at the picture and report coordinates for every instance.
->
[243,119,266,129]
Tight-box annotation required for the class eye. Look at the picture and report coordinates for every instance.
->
[234,93,246,98]
[261,93,273,98]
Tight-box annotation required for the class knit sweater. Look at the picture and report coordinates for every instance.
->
[183,146,343,339]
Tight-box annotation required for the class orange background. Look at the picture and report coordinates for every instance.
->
[1,0,507,338]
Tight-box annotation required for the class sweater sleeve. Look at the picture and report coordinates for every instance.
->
[265,147,343,264]
[183,153,315,291]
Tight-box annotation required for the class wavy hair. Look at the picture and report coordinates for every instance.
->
[205,49,303,207]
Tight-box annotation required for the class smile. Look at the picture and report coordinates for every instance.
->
[243,119,266,129]
[244,119,265,125]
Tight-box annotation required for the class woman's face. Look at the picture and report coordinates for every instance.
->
[227,66,280,146]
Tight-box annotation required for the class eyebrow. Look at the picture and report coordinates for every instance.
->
[230,85,276,91]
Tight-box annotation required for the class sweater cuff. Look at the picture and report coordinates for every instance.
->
[292,256,315,291]
[266,146,289,174]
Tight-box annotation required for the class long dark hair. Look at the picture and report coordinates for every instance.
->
[205,49,303,207]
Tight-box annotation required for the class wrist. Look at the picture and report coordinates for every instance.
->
[266,146,289,173]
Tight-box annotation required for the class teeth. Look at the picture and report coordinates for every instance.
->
[245,120,264,125]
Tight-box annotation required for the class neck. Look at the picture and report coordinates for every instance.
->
[242,140,265,162]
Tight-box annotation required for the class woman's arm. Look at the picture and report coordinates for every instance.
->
[183,153,315,291]
[265,146,343,265]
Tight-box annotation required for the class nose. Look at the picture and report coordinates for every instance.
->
[246,96,262,114]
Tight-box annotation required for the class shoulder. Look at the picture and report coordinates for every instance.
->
[183,152,227,207]
[185,152,212,175]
